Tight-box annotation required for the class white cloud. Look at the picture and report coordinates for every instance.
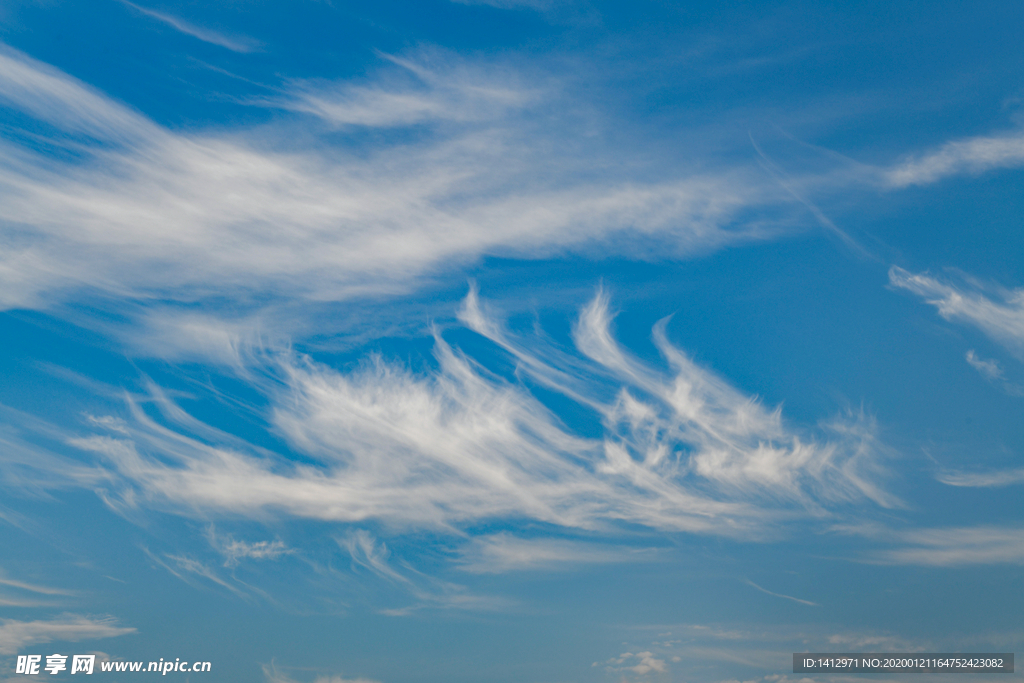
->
[889,267,1024,358]
[262,666,382,683]
[0,46,157,146]
[876,526,1024,566]
[965,349,1004,381]
[600,651,667,675]
[936,467,1024,488]
[42,291,897,545]
[206,528,294,567]
[0,615,135,655]
[338,531,411,586]
[0,416,111,496]
[0,573,73,596]
[884,130,1024,188]
[468,288,900,509]
[221,539,292,563]
[276,51,537,127]
[338,530,508,613]
[0,597,56,607]
[658,645,783,669]
[742,579,818,606]
[140,547,251,599]
[613,624,933,677]
[0,45,779,314]
[120,311,265,366]
[120,1,261,53]
[825,633,927,651]
[0,571,71,608]
[457,533,651,573]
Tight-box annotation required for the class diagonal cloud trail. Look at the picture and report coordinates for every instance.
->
[0,44,787,313]
[742,579,819,606]
[889,266,1024,359]
[119,1,262,53]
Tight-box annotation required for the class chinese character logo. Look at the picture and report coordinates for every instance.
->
[44,654,68,675]
[15,655,41,675]
[71,655,96,674]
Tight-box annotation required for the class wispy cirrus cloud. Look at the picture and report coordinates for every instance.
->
[206,528,294,567]
[4,43,1022,328]
[889,266,1024,358]
[0,44,781,314]
[597,650,667,676]
[883,130,1024,188]
[963,349,1023,395]
[825,633,929,652]
[935,467,1024,488]
[742,579,818,606]
[120,1,262,53]
[0,570,71,607]
[0,44,157,144]
[140,546,261,600]
[275,51,537,127]
[0,573,74,596]
[456,533,653,573]
[874,526,1024,566]
[39,290,898,543]
[338,530,507,613]
[339,531,412,586]
[965,349,1004,381]
[615,622,934,679]
[0,415,111,497]
[462,287,900,511]
[0,615,134,655]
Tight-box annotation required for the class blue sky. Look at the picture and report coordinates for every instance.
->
[1,1,1023,681]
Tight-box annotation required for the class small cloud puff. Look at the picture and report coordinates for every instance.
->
[206,528,295,567]
[262,664,383,683]
[598,651,668,675]
[965,350,1004,381]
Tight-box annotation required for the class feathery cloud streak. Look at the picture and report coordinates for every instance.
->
[0,45,775,312]
[276,51,536,127]
[742,579,818,606]
[0,615,134,655]
[339,530,507,612]
[456,533,650,573]
[965,349,1004,381]
[0,574,73,596]
[935,467,1024,488]
[884,130,1024,188]
[120,1,261,53]
[877,527,1024,566]
[0,571,74,608]
[889,267,1024,359]
[49,291,897,539]
[463,288,899,509]
[0,45,158,144]
[3,45,1022,319]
